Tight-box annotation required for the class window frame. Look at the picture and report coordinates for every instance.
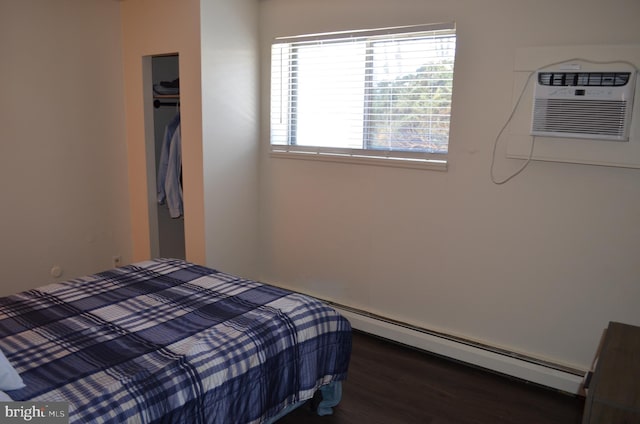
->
[269,22,457,171]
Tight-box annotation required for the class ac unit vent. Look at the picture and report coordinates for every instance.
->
[532,99,628,138]
[531,68,636,141]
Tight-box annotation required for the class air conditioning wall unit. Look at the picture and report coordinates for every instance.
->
[531,66,637,141]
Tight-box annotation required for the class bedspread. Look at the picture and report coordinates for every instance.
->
[0,258,352,423]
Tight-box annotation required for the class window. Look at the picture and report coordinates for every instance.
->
[270,23,456,169]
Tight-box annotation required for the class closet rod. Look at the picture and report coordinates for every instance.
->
[154,99,179,109]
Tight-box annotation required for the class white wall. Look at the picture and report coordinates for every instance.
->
[200,0,260,277]
[258,0,640,371]
[0,0,131,296]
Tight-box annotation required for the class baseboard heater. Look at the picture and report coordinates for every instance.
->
[327,302,586,395]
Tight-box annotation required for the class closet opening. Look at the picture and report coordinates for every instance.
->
[144,53,185,260]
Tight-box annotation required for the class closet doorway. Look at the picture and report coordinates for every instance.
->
[147,53,185,260]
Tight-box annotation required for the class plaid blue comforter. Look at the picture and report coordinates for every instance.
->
[0,259,352,423]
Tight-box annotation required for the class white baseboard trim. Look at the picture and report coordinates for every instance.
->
[331,305,586,395]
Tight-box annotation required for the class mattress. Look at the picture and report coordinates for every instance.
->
[0,258,352,423]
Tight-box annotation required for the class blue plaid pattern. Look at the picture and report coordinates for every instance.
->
[0,259,351,423]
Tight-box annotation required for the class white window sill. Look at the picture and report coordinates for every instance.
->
[269,149,448,171]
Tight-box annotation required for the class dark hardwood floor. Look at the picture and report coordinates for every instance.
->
[278,331,585,424]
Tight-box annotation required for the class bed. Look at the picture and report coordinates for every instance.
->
[0,258,352,423]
